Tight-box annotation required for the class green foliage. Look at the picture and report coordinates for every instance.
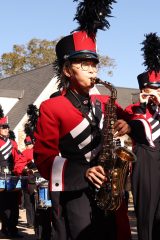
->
[0,38,115,79]
[99,55,116,77]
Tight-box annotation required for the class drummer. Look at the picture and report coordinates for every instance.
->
[21,136,37,229]
[21,136,53,239]
[0,106,24,238]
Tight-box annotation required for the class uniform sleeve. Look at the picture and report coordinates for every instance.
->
[115,101,131,121]
[22,149,33,164]
[124,104,154,146]
[11,140,27,175]
[115,102,152,145]
[33,101,60,180]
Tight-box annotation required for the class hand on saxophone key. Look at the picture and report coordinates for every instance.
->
[85,166,107,189]
[113,119,131,137]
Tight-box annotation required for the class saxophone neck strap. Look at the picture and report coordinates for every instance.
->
[65,89,98,127]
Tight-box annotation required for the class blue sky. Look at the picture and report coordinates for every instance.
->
[0,0,160,88]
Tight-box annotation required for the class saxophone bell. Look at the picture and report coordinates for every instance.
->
[114,146,137,163]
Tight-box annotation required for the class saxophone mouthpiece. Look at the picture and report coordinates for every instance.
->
[90,78,96,84]
[91,78,101,84]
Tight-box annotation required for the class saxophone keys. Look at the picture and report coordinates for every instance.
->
[111,120,115,125]
[112,169,118,177]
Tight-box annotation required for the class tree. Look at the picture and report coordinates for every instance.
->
[0,38,115,79]
[99,55,116,77]
[0,45,27,77]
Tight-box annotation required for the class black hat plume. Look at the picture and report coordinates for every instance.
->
[9,130,16,141]
[54,0,117,89]
[73,0,117,36]
[0,105,4,118]
[24,104,39,143]
[141,32,160,73]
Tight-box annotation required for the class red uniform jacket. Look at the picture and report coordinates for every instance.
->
[34,93,129,192]
[34,93,131,240]
[22,148,33,164]
[0,137,26,175]
[124,102,160,147]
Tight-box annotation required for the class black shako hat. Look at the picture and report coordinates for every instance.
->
[54,0,116,70]
[138,32,160,90]
[138,71,160,90]
[56,31,99,64]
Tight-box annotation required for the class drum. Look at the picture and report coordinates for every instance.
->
[0,177,5,192]
[36,177,46,184]
[5,175,21,191]
[37,181,52,208]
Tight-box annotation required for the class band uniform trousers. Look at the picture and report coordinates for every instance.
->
[0,190,20,234]
[35,207,52,240]
[50,189,116,240]
[23,185,36,226]
[132,144,160,240]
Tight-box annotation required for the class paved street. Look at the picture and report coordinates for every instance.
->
[0,208,35,239]
[0,192,138,240]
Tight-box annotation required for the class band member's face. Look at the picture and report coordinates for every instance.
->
[142,87,160,96]
[63,59,99,95]
[141,87,160,105]
[0,126,9,137]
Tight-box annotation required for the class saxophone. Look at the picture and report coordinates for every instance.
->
[92,78,136,213]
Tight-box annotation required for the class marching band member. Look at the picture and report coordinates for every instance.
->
[0,105,24,238]
[23,104,53,239]
[21,136,35,229]
[34,1,131,239]
[125,33,160,240]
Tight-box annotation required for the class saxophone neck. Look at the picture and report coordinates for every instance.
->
[91,77,110,85]
[91,78,117,99]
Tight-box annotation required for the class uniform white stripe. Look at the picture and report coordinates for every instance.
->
[84,143,102,162]
[70,118,89,138]
[151,121,159,129]
[99,114,104,130]
[71,111,103,162]
[2,143,12,155]
[77,112,93,150]
[78,135,91,149]
[0,139,11,151]
[148,111,157,123]
[4,152,12,160]
[147,108,160,141]
[88,111,93,118]
[50,156,67,191]
[138,119,155,147]
[148,117,154,123]
[152,129,160,141]
[84,151,91,161]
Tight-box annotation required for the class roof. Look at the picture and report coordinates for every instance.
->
[0,64,55,129]
[96,85,139,108]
